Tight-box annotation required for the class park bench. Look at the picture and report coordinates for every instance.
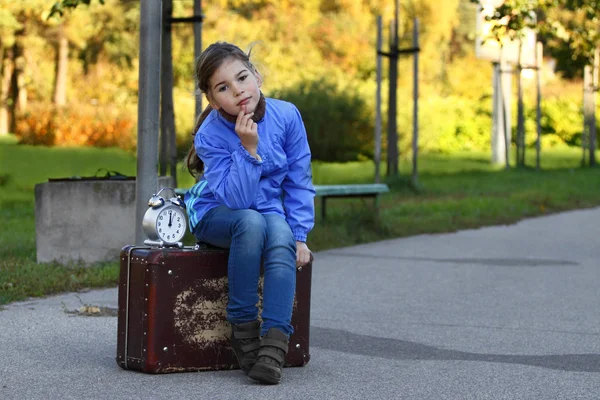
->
[174,183,390,222]
[313,184,389,221]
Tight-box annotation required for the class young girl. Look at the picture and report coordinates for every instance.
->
[184,42,315,385]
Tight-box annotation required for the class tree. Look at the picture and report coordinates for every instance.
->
[1,0,100,135]
[0,1,46,134]
[543,0,600,78]
[0,7,21,135]
[471,0,545,167]
[48,0,105,18]
[472,0,600,165]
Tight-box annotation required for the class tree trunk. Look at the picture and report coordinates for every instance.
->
[0,47,15,135]
[9,29,27,133]
[53,25,68,106]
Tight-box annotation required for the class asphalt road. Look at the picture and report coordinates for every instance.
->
[1,207,599,400]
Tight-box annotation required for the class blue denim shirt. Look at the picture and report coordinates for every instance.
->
[184,98,315,242]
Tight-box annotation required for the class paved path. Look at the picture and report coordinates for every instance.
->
[1,208,600,399]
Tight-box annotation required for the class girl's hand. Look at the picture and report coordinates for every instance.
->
[235,105,259,157]
[296,241,312,267]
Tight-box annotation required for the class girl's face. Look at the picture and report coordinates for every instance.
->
[207,57,262,116]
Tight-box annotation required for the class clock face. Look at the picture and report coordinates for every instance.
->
[156,207,186,243]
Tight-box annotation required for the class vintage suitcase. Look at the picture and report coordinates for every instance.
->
[116,244,312,373]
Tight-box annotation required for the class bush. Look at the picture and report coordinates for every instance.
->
[274,79,375,162]
[531,96,583,147]
[399,95,492,154]
[14,103,136,150]
[406,93,587,155]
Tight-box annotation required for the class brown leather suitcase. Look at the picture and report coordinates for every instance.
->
[116,244,312,373]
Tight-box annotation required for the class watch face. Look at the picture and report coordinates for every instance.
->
[156,207,186,243]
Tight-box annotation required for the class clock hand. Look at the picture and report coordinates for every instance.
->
[168,211,173,227]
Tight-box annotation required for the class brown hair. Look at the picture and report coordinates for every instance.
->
[186,42,258,179]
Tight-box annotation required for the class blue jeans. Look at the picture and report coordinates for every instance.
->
[193,205,297,336]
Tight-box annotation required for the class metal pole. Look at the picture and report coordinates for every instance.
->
[516,39,524,167]
[590,47,599,166]
[492,62,505,165]
[159,0,172,177]
[583,64,591,166]
[375,16,383,184]
[135,0,162,245]
[536,42,542,170]
[194,0,203,120]
[412,18,419,185]
[500,50,512,169]
[394,0,399,37]
[387,17,399,176]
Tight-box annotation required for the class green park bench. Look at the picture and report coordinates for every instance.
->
[312,184,389,221]
[174,183,390,222]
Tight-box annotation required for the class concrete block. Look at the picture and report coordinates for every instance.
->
[35,176,175,265]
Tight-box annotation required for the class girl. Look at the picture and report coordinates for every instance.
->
[184,42,315,385]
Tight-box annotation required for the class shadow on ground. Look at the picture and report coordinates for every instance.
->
[311,326,600,373]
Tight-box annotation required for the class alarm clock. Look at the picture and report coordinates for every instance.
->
[142,188,187,248]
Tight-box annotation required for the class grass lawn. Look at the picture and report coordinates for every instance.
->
[1,135,599,305]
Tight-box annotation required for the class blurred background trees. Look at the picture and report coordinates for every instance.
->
[0,0,596,165]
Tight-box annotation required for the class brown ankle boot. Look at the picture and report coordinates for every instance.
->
[248,328,289,384]
[230,320,261,373]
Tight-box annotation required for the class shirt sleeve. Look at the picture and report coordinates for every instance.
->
[281,105,316,242]
[196,131,263,210]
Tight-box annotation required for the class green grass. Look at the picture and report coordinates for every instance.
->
[1,139,599,305]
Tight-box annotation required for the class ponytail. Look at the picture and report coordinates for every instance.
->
[186,104,214,179]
